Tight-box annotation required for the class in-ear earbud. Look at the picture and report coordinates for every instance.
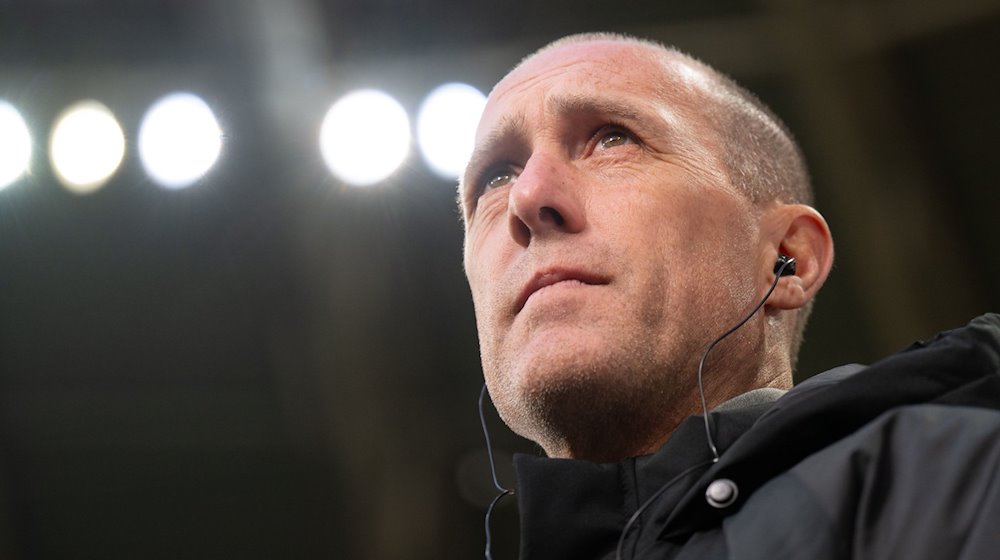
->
[774,255,796,277]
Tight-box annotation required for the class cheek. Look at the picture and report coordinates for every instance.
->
[463,195,510,265]
[463,234,510,320]
[464,263,491,318]
[622,189,756,301]
[668,190,753,251]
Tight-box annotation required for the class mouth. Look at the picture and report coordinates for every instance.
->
[515,268,610,313]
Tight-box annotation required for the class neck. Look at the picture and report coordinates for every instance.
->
[539,351,792,463]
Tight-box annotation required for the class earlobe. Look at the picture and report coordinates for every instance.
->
[763,205,834,311]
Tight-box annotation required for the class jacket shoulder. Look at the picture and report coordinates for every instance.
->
[724,404,1000,559]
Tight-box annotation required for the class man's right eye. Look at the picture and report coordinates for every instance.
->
[483,171,516,191]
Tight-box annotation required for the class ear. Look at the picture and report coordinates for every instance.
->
[760,204,834,311]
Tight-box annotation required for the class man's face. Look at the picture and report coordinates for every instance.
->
[461,41,763,456]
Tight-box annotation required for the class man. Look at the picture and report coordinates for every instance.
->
[460,32,1000,559]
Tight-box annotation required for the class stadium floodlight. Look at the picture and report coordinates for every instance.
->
[320,89,410,187]
[50,100,125,194]
[0,100,32,191]
[417,83,486,180]
[139,92,223,189]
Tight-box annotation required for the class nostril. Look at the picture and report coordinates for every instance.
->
[510,215,532,247]
[540,206,565,227]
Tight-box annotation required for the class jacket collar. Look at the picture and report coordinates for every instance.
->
[660,313,1000,539]
[513,393,778,559]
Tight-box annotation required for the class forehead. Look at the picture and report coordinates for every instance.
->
[480,41,677,129]
[458,39,732,220]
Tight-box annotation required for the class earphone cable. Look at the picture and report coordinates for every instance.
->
[697,257,794,462]
[480,383,515,560]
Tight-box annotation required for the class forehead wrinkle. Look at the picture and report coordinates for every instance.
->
[546,93,645,124]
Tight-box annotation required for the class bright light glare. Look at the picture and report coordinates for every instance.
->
[319,89,410,186]
[417,83,486,180]
[49,100,125,193]
[139,92,223,189]
[0,100,32,191]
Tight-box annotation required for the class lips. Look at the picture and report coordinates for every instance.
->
[516,268,609,312]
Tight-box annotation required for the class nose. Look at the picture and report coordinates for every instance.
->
[508,153,586,246]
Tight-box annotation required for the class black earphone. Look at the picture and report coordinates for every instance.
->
[774,254,797,277]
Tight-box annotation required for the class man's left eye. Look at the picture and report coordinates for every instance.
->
[598,130,630,149]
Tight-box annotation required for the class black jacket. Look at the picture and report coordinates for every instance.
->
[513,313,1000,559]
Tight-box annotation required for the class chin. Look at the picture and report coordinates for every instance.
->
[501,327,613,396]
[488,334,674,461]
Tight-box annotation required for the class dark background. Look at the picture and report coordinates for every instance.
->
[1,1,998,558]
